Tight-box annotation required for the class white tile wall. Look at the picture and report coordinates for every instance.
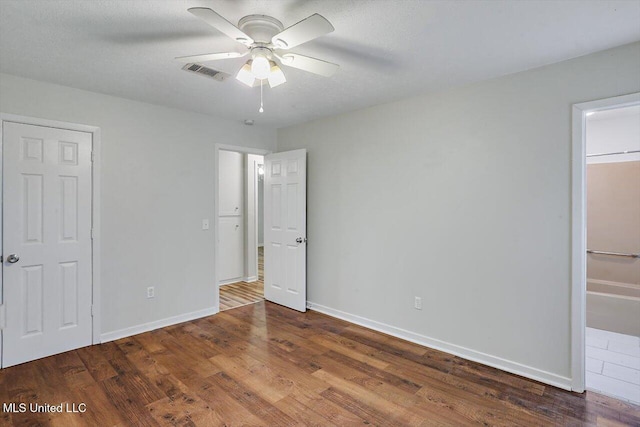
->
[609,340,640,358]
[586,327,640,405]
[603,363,640,385]
[586,357,604,374]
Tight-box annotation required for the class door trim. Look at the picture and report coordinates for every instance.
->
[0,113,102,367]
[213,144,270,313]
[570,92,640,392]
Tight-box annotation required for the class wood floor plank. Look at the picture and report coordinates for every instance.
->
[191,375,268,426]
[76,345,118,382]
[3,300,639,426]
[140,328,221,380]
[164,323,222,360]
[320,386,404,426]
[321,349,422,394]
[146,393,224,427]
[309,333,391,370]
[54,351,96,391]
[210,350,329,406]
[272,394,345,427]
[219,247,264,311]
[313,368,450,426]
[99,375,161,427]
[72,383,129,427]
[282,387,370,426]
[13,360,56,427]
[313,353,487,425]
[207,371,297,426]
[217,310,329,357]
[316,327,565,424]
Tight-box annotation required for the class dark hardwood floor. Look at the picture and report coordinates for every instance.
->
[1,301,639,426]
[219,247,264,311]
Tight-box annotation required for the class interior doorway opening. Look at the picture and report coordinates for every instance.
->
[216,147,266,311]
[583,105,640,404]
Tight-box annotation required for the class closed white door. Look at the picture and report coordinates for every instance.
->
[218,150,243,216]
[264,149,307,312]
[218,216,244,282]
[218,150,244,283]
[2,122,92,367]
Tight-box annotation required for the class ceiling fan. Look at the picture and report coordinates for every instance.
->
[176,7,339,89]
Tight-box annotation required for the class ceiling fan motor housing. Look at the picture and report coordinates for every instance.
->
[238,15,284,45]
[251,46,272,60]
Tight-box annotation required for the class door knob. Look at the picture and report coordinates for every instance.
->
[295,237,307,244]
[6,254,20,263]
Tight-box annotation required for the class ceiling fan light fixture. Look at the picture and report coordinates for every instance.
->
[236,63,256,87]
[251,54,271,80]
[268,63,286,88]
[180,7,339,90]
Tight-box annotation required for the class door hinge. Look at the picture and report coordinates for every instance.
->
[0,304,5,330]
[91,228,95,240]
[91,305,95,317]
[91,151,95,162]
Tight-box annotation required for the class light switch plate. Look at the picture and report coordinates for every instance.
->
[202,219,209,230]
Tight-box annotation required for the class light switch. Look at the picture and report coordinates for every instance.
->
[202,219,209,230]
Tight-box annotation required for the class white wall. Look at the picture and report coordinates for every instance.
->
[586,107,640,164]
[277,42,640,386]
[0,73,276,338]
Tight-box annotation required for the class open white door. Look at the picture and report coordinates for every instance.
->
[264,149,307,312]
[2,122,93,367]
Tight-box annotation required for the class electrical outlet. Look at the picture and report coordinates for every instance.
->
[147,286,155,299]
[414,296,422,310]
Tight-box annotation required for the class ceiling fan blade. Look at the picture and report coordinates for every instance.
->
[271,14,334,49]
[175,51,247,63]
[187,7,254,47]
[278,53,339,77]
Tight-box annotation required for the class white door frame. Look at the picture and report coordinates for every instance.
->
[213,144,270,312]
[570,92,640,392]
[0,113,102,367]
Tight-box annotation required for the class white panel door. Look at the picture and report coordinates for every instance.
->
[218,216,244,282]
[218,150,243,216]
[2,122,92,367]
[264,149,307,312]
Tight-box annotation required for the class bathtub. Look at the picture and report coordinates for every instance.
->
[587,279,640,336]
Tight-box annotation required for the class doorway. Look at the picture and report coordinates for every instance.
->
[584,105,640,403]
[215,145,267,311]
[214,146,308,314]
[0,114,101,368]
[571,93,640,402]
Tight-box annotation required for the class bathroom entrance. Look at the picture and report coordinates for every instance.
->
[583,104,640,404]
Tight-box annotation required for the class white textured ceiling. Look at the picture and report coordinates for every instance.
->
[1,0,639,128]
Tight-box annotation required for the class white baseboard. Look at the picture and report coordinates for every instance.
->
[100,306,218,343]
[307,301,572,391]
[219,276,258,286]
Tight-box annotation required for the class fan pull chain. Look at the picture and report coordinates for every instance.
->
[259,79,264,113]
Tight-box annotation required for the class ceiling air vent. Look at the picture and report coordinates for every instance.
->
[182,63,230,82]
